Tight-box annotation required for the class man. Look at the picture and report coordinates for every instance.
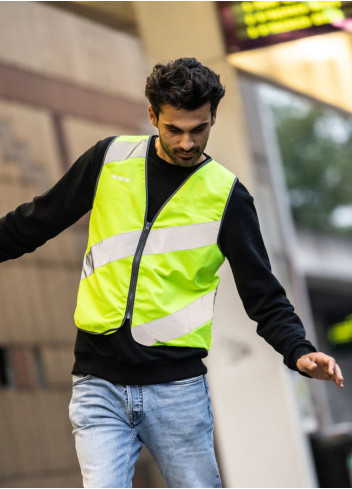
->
[0,58,344,488]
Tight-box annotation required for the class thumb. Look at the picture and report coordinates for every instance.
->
[306,359,318,370]
[300,356,318,371]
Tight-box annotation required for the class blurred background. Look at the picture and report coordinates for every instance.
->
[0,1,352,487]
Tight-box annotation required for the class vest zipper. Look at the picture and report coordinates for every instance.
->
[124,221,151,322]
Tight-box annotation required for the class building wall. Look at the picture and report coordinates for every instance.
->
[0,2,155,487]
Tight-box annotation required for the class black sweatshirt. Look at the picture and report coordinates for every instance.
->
[0,136,316,384]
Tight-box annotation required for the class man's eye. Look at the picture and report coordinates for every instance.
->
[192,126,206,133]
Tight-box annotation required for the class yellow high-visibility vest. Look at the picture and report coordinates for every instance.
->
[74,135,237,350]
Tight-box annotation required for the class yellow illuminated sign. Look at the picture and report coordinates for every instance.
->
[218,1,352,52]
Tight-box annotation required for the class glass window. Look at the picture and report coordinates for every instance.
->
[261,85,352,238]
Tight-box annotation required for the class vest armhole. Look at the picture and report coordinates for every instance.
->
[92,136,119,205]
[217,176,238,255]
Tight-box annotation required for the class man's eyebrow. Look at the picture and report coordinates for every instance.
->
[164,122,208,131]
[192,123,208,130]
[164,124,181,130]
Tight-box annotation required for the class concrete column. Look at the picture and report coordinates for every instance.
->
[134,2,315,487]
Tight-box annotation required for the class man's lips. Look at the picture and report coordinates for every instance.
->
[177,151,197,159]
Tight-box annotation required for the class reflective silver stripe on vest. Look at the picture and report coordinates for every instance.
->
[81,229,142,279]
[131,289,217,346]
[143,220,221,255]
[81,221,221,279]
[104,138,148,165]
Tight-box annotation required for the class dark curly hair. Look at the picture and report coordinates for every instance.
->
[145,57,225,118]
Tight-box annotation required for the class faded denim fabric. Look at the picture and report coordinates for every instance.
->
[69,374,221,488]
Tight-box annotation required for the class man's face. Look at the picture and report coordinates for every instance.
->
[148,102,216,167]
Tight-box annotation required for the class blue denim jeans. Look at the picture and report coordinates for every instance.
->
[69,374,221,488]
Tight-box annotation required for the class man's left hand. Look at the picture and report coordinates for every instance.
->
[296,352,344,389]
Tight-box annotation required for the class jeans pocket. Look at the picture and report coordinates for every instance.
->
[72,374,92,386]
[168,374,204,386]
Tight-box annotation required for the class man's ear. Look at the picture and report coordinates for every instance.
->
[148,106,158,128]
[211,109,217,127]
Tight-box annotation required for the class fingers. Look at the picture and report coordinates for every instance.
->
[323,356,344,388]
[326,356,336,376]
[325,356,333,374]
[332,362,344,389]
[335,362,343,381]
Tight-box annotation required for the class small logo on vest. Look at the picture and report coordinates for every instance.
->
[112,175,130,183]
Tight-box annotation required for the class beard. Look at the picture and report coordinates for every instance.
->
[158,134,208,167]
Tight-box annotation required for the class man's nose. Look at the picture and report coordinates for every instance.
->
[179,134,195,151]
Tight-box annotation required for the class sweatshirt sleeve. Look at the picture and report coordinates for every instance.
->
[0,137,114,262]
[218,179,316,372]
